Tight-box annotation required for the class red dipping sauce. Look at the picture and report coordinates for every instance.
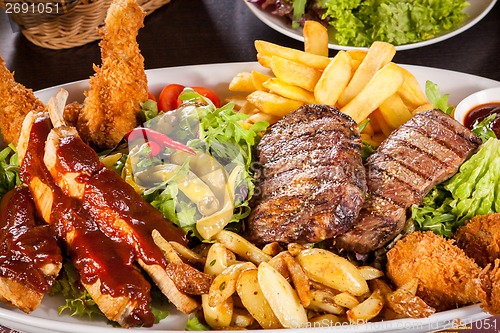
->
[463,102,500,138]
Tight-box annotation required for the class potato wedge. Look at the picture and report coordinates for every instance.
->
[209,262,256,307]
[247,111,281,125]
[236,268,282,329]
[346,289,384,323]
[295,248,369,296]
[308,289,345,315]
[202,294,233,329]
[152,229,183,263]
[263,78,316,104]
[255,40,331,69]
[358,266,384,281]
[387,287,436,318]
[246,90,304,117]
[230,307,256,328]
[333,292,360,309]
[269,56,322,91]
[262,242,283,257]
[314,50,352,105]
[303,20,329,57]
[213,230,271,264]
[340,62,405,124]
[281,252,311,307]
[309,314,344,327]
[338,41,396,107]
[204,242,236,276]
[258,262,308,328]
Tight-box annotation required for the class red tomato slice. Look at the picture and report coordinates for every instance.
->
[158,84,185,111]
[192,86,221,108]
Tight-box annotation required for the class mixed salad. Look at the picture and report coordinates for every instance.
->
[250,0,470,47]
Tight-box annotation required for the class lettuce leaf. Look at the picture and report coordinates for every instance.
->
[412,138,500,236]
[314,0,469,47]
[0,144,20,200]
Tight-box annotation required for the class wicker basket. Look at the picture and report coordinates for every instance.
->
[0,0,171,49]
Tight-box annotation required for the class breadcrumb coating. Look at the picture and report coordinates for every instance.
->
[386,231,481,312]
[455,213,500,268]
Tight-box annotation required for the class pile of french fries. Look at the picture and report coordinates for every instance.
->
[153,229,435,329]
[228,21,433,146]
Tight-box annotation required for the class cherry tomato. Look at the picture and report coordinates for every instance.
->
[189,86,221,108]
[147,91,156,102]
[158,84,185,111]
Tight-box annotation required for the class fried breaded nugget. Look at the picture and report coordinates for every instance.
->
[0,56,45,145]
[73,0,148,149]
[455,213,500,267]
[386,231,481,312]
[476,259,500,315]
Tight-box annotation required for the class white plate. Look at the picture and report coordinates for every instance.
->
[1,62,499,333]
[244,0,498,51]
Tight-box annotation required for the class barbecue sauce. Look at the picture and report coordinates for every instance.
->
[19,116,156,327]
[0,186,62,294]
[463,102,500,138]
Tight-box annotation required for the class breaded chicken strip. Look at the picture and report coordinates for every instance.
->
[0,56,45,145]
[386,231,481,312]
[71,0,148,149]
[455,213,500,267]
[476,259,500,315]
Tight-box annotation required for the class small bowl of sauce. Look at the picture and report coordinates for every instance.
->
[454,87,500,137]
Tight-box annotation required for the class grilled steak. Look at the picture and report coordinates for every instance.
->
[335,109,482,254]
[246,104,367,245]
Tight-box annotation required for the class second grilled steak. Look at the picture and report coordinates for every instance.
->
[246,104,367,245]
[335,109,482,254]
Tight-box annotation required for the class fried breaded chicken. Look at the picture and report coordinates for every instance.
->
[386,231,481,312]
[0,56,45,146]
[69,0,148,149]
[476,259,500,315]
[455,213,500,267]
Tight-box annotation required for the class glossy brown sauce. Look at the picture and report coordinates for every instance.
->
[463,102,500,138]
[0,186,62,294]
[19,116,167,327]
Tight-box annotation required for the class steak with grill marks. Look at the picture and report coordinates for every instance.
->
[245,104,367,245]
[335,109,482,254]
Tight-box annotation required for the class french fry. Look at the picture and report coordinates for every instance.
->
[303,20,329,57]
[202,294,233,329]
[213,230,272,265]
[338,41,396,107]
[169,241,205,265]
[412,102,434,115]
[152,229,183,263]
[314,50,352,105]
[378,93,413,129]
[398,67,429,110]
[255,40,331,69]
[209,262,256,307]
[229,72,256,92]
[340,62,405,124]
[236,268,282,329]
[246,90,304,117]
[347,49,367,72]
[270,56,322,91]
[295,248,369,296]
[308,289,346,315]
[257,53,273,68]
[225,95,249,111]
[282,251,311,308]
[258,262,308,328]
[346,289,384,323]
[371,109,393,137]
[263,78,316,104]
[247,111,281,125]
[252,70,272,91]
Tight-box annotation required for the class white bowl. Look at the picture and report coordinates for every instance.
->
[454,86,500,125]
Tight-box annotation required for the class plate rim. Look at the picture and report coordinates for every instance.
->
[2,61,499,333]
[243,0,498,51]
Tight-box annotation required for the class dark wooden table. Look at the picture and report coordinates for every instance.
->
[0,0,500,332]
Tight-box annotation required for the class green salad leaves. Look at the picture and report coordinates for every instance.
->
[412,137,500,237]
[0,144,20,200]
[292,0,469,47]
